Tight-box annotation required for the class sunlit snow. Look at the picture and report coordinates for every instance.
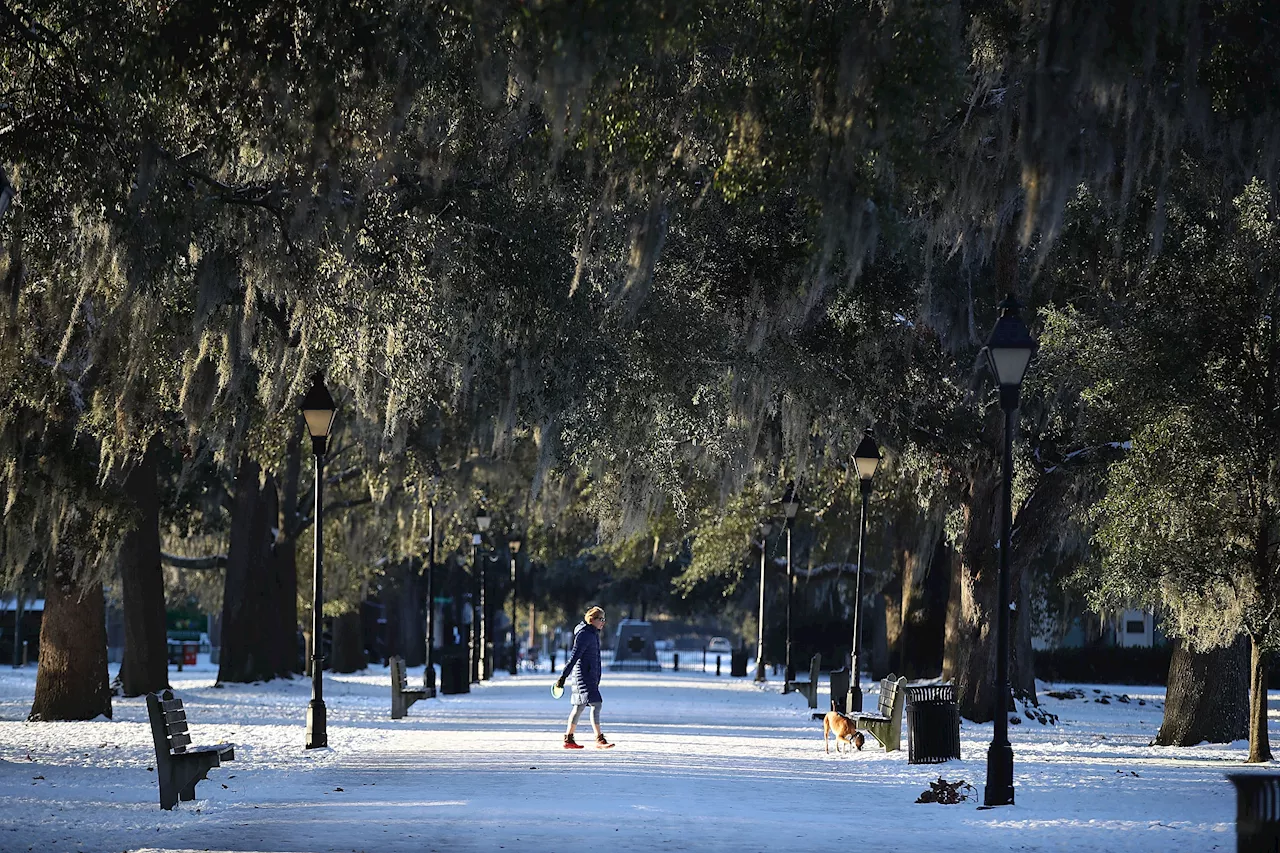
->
[0,656,1259,852]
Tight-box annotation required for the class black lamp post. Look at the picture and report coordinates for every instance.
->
[847,431,881,714]
[423,502,436,697]
[472,506,491,683]
[301,374,336,750]
[781,481,800,685]
[983,294,1035,808]
[754,520,773,682]
[508,536,522,675]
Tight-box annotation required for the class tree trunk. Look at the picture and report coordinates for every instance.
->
[268,537,298,677]
[1009,546,1038,704]
[1248,635,1272,762]
[271,421,302,678]
[942,541,963,683]
[1154,635,1248,746]
[394,559,426,667]
[945,441,1040,718]
[900,525,950,680]
[217,453,287,683]
[912,538,952,679]
[881,567,903,679]
[947,463,1004,723]
[944,223,1038,716]
[29,550,111,721]
[329,610,366,673]
[117,443,170,697]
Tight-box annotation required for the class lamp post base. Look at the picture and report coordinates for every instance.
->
[983,742,1015,806]
[306,700,328,749]
[754,661,767,682]
[847,686,863,714]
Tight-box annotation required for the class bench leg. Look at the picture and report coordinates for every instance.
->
[865,722,901,752]
[158,771,179,811]
[168,759,217,807]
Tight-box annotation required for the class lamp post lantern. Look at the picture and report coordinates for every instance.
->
[983,294,1035,808]
[301,374,336,749]
[472,506,491,683]
[847,431,881,713]
[781,481,800,685]
[508,537,522,675]
[754,520,773,682]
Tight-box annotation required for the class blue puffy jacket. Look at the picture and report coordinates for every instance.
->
[560,620,602,705]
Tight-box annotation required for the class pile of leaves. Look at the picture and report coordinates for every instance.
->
[915,777,975,805]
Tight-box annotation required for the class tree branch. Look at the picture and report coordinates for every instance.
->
[327,466,363,488]
[288,497,374,538]
[161,552,227,570]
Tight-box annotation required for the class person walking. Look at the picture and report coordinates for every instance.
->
[556,606,614,749]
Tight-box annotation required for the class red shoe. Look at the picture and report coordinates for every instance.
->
[563,734,584,749]
[595,733,615,749]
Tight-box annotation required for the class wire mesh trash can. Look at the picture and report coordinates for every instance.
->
[1228,773,1280,852]
[906,684,961,764]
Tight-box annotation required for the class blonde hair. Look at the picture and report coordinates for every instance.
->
[584,606,605,623]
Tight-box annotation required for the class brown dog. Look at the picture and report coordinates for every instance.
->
[823,711,865,753]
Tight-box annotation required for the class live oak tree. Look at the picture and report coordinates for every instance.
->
[1055,175,1280,762]
[10,0,1280,727]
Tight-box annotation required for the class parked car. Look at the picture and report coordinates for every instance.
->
[706,636,733,654]
[654,639,674,651]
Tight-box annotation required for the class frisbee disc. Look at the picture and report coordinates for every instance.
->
[551,683,564,699]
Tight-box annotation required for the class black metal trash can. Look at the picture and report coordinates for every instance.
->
[730,650,748,677]
[1228,773,1280,852]
[439,647,470,695]
[828,667,851,714]
[906,684,961,764]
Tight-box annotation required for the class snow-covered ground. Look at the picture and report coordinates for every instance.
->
[0,656,1265,852]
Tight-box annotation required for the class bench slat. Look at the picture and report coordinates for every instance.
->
[160,698,185,712]
[164,709,187,724]
[878,683,899,716]
[169,732,192,749]
[166,720,189,737]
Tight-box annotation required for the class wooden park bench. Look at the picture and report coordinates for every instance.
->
[390,655,429,719]
[146,690,234,810]
[786,653,822,709]
[851,674,907,752]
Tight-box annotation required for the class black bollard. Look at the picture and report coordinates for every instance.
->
[674,652,679,672]
[716,655,721,676]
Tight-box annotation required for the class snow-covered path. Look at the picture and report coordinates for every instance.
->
[0,660,1259,852]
